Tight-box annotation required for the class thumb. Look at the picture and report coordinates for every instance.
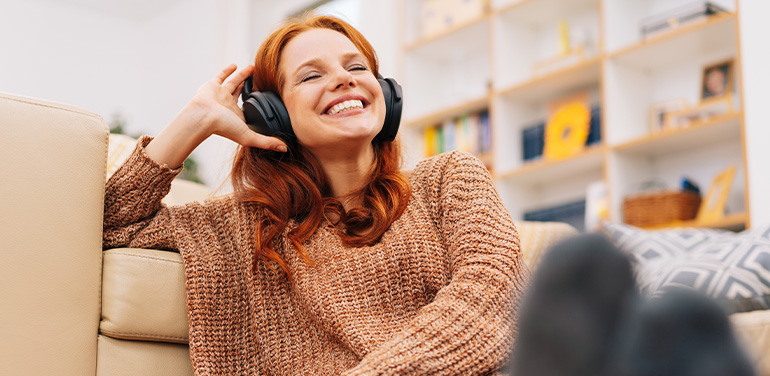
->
[236,126,288,152]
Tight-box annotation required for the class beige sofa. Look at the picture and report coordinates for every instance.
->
[2,91,768,375]
[0,92,194,375]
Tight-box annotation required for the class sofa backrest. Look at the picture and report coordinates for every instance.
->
[0,92,108,375]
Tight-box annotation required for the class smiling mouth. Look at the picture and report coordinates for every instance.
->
[325,99,365,115]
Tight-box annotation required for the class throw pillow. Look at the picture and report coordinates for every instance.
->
[603,223,770,314]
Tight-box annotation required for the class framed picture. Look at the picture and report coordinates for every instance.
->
[696,165,736,225]
[649,98,688,132]
[701,59,734,100]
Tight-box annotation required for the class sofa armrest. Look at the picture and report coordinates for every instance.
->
[0,92,108,375]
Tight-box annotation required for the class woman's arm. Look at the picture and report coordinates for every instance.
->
[344,151,530,376]
[103,64,283,249]
[145,64,287,168]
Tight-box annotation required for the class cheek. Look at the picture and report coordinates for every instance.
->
[284,91,315,123]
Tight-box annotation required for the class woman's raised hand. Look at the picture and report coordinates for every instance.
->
[145,64,288,169]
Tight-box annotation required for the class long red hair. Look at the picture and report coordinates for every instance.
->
[232,15,411,275]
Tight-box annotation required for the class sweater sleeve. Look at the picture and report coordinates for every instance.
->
[102,135,186,251]
[343,151,530,376]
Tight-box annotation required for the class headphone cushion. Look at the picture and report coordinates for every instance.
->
[243,91,294,144]
[377,77,403,142]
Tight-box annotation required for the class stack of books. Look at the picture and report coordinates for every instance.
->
[424,110,492,158]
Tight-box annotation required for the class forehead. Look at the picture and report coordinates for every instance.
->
[281,28,362,72]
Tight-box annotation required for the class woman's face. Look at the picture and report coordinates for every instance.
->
[279,28,385,156]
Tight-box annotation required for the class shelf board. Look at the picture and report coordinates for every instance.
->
[607,12,737,70]
[404,94,492,129]
[611,111,742,157]
[638,212,747,231]
[495,55,601,102]
[497,144,604,185]
[405,13,490,52]
[494,0,598,24]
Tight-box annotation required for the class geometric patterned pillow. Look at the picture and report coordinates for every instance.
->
[603,223,770,314]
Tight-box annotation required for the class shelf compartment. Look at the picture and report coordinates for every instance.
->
[406,13,490,51]
[403,17,490,122]
[495,56,601,102]
[497,144,604,185]
[607,12,737,70]
[611,111,742,157]
[492,0,600,90]
[404,94,492,129]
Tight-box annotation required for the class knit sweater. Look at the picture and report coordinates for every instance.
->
[103,136,529,375]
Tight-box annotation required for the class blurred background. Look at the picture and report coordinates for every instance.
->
[2,0,769,230]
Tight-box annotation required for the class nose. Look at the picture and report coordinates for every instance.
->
[330,67,355,90]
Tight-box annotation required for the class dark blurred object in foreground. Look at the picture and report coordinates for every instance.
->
[504,234,637,376]
[503,234,756,376]
[610,288,756,376]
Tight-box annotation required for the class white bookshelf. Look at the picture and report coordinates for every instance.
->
[400,0,750,231]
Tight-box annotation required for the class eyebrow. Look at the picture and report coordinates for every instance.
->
[295,52,366,72]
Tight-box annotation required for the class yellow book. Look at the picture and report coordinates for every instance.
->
[424,126,436,157]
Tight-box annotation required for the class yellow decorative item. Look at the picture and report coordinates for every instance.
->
[544,101,590,160]
[697,165,737,225]
[559,19,571,55]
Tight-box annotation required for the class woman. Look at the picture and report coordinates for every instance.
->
[103,14,528,375]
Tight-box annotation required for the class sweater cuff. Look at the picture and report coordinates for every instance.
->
[107,135,183,196]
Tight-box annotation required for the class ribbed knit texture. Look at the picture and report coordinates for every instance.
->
[103,136,529,375]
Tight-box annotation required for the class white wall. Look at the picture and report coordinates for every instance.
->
[0,0,401,188]
[0,0,226,185]
[5,0,762,221]
[1,1,144,126]
[739,0,770,227]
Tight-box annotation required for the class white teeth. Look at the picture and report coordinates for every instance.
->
[327,100,364,115]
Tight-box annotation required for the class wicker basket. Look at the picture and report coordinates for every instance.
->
[623,190,701,228]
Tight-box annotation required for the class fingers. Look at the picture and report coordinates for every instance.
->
[233,81,245,97]
[242,133,289,153]
[225,125,288,153]
[223,64,255,95]
[214,64,237,84]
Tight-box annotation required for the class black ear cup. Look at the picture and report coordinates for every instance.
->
[241,77,295,144]
[240,74,403,144]
[375,76,403,142]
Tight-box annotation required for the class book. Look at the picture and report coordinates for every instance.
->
[424,126,437,157]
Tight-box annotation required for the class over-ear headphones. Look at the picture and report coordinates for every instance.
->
[241,74,403,145]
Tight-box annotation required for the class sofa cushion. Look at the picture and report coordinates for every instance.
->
[101,248,189,343]
[731,309,770,376]
[517,221,579,270]
[603,223,770,314]
[96,335,192,376]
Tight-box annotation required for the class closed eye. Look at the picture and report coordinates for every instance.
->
[300,73,321,83]
[349,65,368,72]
